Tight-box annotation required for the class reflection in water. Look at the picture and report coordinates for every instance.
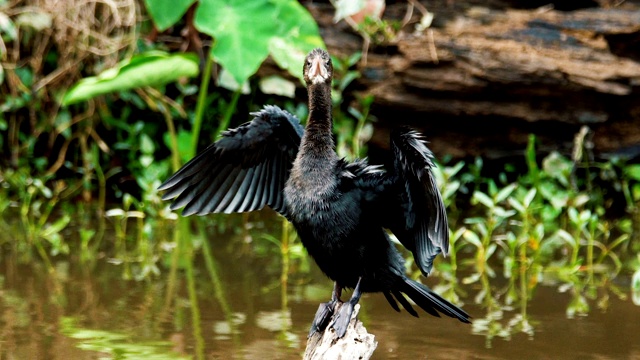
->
[1,211,639,359]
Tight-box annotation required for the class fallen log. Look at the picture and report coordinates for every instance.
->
[299,1,640,160]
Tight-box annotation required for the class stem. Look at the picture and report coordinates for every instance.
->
[191,54,214,158]
[34,238,54,274]
[92,144,106,215]
[215,89,241,140]
[163,217,187,316]
[280,218,290,310]
[185,242,205,360]
[199,220,235,327]
[587,219,595,283]
[163,110,181,172]
[519,238,528,319]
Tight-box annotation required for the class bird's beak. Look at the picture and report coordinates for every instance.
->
[308,56,328,84]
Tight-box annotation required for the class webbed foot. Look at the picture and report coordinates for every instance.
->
[328,301,356,338]
[308,282,343,337]
[308,300,337,337]
[328,277,363,339]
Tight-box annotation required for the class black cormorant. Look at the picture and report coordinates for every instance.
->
[159,48,470,338]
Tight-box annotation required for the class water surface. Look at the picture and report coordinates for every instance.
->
[1,212,639,359]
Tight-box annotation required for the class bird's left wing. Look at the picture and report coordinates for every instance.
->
[158,105,304,216]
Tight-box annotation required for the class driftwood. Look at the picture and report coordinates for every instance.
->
[295,2,640,160]
[303,304,378,360]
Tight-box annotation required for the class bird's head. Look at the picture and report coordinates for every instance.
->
[303,48,333,86]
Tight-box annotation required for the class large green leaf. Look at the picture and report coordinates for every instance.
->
[62,52,199,106]
[143,0,196,31]
[195,0,276,85]
[195,0,324,85]
[269,0,325,82]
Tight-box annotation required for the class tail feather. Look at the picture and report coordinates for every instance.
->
[383,291,401,313]
[392,290,419,318]
[402,278,471,323]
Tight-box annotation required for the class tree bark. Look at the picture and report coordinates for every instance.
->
[303,304,377,360]
[299,1,640,160]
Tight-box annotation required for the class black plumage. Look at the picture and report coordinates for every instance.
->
[159,48,470,338]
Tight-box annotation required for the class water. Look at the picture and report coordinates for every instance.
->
[1,212,639,359]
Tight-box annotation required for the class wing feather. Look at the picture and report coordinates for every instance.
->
[159,105,303,217]
[384,128,449,276]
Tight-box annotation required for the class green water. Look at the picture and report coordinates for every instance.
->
[1,211,639,359]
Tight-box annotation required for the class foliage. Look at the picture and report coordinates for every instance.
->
[430,135,639,344]
[145,0,324,84]
[62,52,200,105]
[1,1,639,354]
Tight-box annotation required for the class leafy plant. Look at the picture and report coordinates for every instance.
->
[62,52,200,106]
[144,0,324,85]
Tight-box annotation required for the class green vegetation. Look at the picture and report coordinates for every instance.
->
[429,135,640,343]
[1,0,639,357]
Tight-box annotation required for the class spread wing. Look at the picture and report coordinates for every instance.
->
[158,105,304,216]
[384,128,449,276]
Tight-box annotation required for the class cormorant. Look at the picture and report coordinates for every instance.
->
[159,48,470,338]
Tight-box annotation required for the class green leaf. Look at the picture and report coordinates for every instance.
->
[542,151,572,186]
[164,129,194,164]
[217,68,250,94]
[194,0,324,84]
[143,0,196,31]
[632,269,640,306]
[472,191,494,209]
[140,133,155,155]
[259,75,296,98]
[41,215,71,239]
[495,183,516,203]
[493,206,516,219]
[508,197,525,214]
[462,229,482,248]
[485,243,497,261]
[0,12,17,40]
[624,164,640,181]
[195,0,275,85]
[268,0,325,82]
[523,188,537,208]
[633,183,640,202]
[63,52,199,105]
[568,207,580,225]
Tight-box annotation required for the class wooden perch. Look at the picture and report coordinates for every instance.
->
[303,304,378,360]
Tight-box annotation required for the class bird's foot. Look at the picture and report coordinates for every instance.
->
[308,300,339,337]
[328,300,356,339]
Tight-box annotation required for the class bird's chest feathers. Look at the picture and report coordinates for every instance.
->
[285,169,359,242]
[284,168,338,225]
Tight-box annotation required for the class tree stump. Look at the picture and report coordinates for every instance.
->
[303,304,378,360]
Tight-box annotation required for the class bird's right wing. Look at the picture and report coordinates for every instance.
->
[383,128,449,276]
[158,105,304,216]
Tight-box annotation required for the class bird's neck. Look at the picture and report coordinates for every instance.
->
[305,83,334,140]
[289,82,337,193]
